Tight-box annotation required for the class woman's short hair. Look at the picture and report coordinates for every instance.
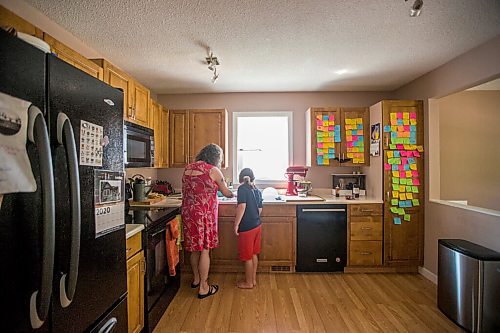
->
[195,143,223,167]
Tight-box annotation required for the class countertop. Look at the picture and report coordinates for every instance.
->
[129,197,182,208]
[125,224,144,239]
[218,195,382,205]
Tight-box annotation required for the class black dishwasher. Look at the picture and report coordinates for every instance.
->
[296,204,347,272]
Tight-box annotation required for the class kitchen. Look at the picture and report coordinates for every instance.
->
[1,1,500,333]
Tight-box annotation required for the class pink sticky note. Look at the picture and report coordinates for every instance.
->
[404,125,411,132]
[399,171,406,178]
[329,115,335,121]
[384,163,391,170]
[317,120,322,126]
[328,126,334,131]
[398,165,405,171]
[401,157,408,165]
[400,151,407,157]
[407,151,413,157]
[411,170,419,177]
[413,179,420,186]
[352,135,358,141]
[346,141,353,148]
[396,144,404,149]
[413,151,421,157]
[318,143,323,148]
[397,112,403,119]
[410,112,417,119]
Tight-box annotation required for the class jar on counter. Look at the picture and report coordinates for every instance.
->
[335,185,340,197]
[352,184,360,198]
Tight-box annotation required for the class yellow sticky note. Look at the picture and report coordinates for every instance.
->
[403,112,409,119]
[403,119,409,126]
[392,171,399,178]
[391,125,397,132]
[357,118,363,124]
[387,151,394,158]
[406,193,414,200]
[410,164,417,170]
[399,185,406,192]
[399,193,407,200]
[410,119,417,125]
[392,191,399,198]
[390,113,397,120]
[405,171,412,178]
[323,158,329,165]
[346,130,352,136]
[417,146,424,152]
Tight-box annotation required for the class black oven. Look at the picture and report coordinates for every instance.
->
[124,121,155,168]
[130,207,180,333]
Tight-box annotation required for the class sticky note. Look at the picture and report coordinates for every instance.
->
[394,217,402,225]
[399,178,407,185]
[405,171,412,178]
[392,191,398,198]
[410,112,416,119]
[394,151,400,158]
[392,177,399,184]
[397,208,405,215]
[390,207,399,214]
[406,179,413,185]
[411,170,419,178]
[410,164,417,170]
[412,199,420,206]
[404,214,411,222]
[392,164,398,171]
[413,151,420,157]
[406,186,412,192]
[391,199,398,206]
[392,171,399,178]
[398,185,405,192]
[392,184,399,191]
[417,146,424,152]
[389,144,396,149]
[406,193,413,200]
[387,151,394,158]
[412,186,419,193]
[399,171,406,178]
[399,193,407,200]
[413,179,420,186]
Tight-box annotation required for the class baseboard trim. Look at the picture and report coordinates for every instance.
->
[418,266,437,284]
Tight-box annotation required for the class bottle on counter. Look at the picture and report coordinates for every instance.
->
[335,185,340,197]
[352,183,360,198]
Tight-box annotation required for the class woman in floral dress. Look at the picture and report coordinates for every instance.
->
[181,143,233,299]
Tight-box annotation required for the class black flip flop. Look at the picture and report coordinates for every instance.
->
[191,282,200,288]
[198,284,219,299]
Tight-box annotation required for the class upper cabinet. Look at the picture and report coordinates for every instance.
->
[43,34,103,80]
[150,100,169,168]
[0,6,43,38]
[169,109,228,168]
[93,59,151,128]
[306,107,370,167]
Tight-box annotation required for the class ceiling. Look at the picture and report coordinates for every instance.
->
[25,0,500,94]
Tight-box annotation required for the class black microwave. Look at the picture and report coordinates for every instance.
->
[124,121,154,168]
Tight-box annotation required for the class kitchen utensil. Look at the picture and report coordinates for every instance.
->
[297,181,312,197]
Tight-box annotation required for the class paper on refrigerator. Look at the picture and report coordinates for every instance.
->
[0,92,36,194]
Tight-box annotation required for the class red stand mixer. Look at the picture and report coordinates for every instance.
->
[285,166,309,196]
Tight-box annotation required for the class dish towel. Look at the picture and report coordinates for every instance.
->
[165,217,180,276]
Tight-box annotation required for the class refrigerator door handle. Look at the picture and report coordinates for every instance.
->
[27,106,55,329]
[56,113,81,308]
[98,317,118,333]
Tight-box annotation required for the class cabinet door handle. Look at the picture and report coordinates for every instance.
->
[126,247,132,253]
[127,106,133,117]
[360,252,372,255]
[386,191,390,200]
[141,258,146,274]
[361,209,373,212]
[360,227,372,230]
[302,208,346,212]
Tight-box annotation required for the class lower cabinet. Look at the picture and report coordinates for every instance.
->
[211,204,296,272]
[348,204,383,267]
[126,233,145,333]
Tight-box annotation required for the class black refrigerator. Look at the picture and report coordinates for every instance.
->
[0,29,128,332]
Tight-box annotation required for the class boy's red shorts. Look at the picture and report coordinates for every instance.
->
[237,225,262,261]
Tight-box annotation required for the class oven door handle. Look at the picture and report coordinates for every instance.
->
[57,113,81,308]
[149,226,167,238]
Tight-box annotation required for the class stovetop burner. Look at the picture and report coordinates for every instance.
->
[127,206,179,229]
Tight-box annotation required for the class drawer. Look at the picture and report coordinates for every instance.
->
[350,204,382,216]
[350,222,382,240]
[350,215,382,223]
[126,231,142,260]
[349,241,382,266]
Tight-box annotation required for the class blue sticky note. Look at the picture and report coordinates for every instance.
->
[384,125,391,132]
[391,132,397,139]
[410,138,417,144]
[398,201,405,208]
[408,158,416,164]
[404,164,410,171]
[317,156,323,165]
[392,164,398,171]
[335,125,340,131]
[406,200,413,207]
[394,151,400,158]
[394,217,402,225]
[397,119,403,126]
[410,125,417,132]
[323,116,329,121]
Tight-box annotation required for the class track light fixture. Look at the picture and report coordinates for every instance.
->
[406,0,423,17]
[206,50,221,84]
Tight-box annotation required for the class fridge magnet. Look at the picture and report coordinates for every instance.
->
[94,170,124,238]
[80,120,103,167]
[370,123,380,156]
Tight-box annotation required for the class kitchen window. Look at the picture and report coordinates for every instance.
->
[233,112,293,186]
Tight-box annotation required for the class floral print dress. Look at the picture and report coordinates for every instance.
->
[181,161,219,252]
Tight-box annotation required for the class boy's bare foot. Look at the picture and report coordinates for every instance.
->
[253,280,257,287]
[237,281,254,289]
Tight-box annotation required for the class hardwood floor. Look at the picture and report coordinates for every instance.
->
[154,272,463,333]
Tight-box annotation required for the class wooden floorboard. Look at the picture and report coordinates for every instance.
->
[153,272,464,333]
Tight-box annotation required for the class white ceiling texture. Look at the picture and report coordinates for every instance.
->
[25,0,500,94]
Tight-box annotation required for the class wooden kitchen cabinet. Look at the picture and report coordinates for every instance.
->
[93,59,151,128]
[43,34,103,80]
[380,100,424,269]
[151,100,162,167]
[348,204,383,266]
[211,204,296,272]
[306,107,369,167]
[0,6,43,38]
[160,107,169,168]
[169,109,228,168]
[126,232,145,333]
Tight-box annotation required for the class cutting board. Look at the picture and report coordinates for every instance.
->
[284,195,324,202]
[129,197,165,205]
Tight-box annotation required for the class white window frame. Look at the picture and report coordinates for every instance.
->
[232,111,294,188]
